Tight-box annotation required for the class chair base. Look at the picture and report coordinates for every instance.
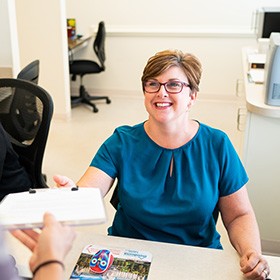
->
[71,85,111,113]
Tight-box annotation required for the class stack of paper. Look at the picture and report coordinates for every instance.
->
[0,188,107,229]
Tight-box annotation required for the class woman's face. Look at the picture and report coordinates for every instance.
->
[144,66,197,125]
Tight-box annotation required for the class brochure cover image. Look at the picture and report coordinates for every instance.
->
[70,244,152,280]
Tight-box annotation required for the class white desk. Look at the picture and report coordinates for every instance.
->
[68,34,93,55]
[5,226,280,279]
[242,48,280,256]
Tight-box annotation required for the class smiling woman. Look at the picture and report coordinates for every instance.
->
[54,49,270,280]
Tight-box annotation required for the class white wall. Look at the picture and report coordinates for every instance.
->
[65,0,280,100]
[66,0,256,30]
[0,0,12,66]
[2,0,280,118]
[70,34,256,98]
[15,0,71,120]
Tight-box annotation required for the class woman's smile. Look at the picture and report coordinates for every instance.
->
[154,102,172,108]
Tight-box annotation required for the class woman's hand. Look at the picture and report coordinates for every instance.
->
[11,212,76,272]
[53,174,76,188]
[240,250,270,280]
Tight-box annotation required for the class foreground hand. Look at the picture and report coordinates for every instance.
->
[11,212,76,272]
[240,250,270,279]
[53,174,76,188]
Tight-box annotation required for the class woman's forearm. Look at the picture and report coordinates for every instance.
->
[226,211,262,256]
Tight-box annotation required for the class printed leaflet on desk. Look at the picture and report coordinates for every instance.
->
[70,244,152,280]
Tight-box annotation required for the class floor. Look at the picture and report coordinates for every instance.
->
[43,94,245,253]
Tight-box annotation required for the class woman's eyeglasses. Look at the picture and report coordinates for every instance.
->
[143,80,191,94]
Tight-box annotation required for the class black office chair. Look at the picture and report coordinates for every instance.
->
[16,60,47,184]
[110,182,120,210]
[17,59,39,84]
[69,21,111,113]
[15,60,40,140]
[0,78,54,188]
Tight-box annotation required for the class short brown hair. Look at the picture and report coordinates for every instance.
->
[141,49,202,92]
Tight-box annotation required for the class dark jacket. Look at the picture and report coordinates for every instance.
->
[0,123,31,201]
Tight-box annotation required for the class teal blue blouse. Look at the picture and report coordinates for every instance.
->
[90,122,248,249]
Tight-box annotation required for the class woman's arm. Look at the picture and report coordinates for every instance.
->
[76,166,115,196]
[53,166,115,197]
[219,186,270,280]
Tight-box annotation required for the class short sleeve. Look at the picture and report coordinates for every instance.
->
[90,131,121,178]
[217,134,249,197]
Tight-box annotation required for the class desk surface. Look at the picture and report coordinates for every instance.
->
[6,226,280,280]
[68,35,93,51]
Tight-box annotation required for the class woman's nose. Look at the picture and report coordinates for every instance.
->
[157,85,168,97]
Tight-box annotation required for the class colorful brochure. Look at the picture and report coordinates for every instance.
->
[70,244,152,280]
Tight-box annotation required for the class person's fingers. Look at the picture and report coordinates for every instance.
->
[53,174,66,186]
[240,251,259,273]
[42,212,76,260]
[42,212,58,227]
[21,229,40,241]
[43,212,56,222]
[53,174,74,187]
[240,251,270,279]
[10,229,38,251]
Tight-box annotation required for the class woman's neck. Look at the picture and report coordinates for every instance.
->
[144,119,199,149]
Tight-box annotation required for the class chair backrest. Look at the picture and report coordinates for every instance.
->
[0,78,54,188]
[13,60,41,141]
[93,21,106,70]
[17,60,40,84]
[15,60,46,142]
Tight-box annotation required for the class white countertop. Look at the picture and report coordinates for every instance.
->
[5,226,280,279]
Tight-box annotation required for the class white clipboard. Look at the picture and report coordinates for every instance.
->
[0,187,107,229]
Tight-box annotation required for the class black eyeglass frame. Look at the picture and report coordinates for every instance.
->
[143,80,191,94]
